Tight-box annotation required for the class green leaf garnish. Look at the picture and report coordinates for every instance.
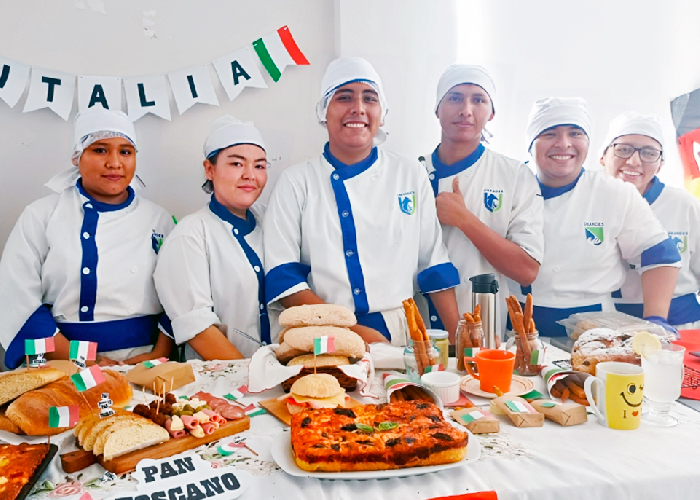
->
[356,423,373,433]
[378,421,398,431]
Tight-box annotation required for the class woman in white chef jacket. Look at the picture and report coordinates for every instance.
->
[0,108,175,369]
[263,57,460,345]
[420,65,544,338]
[600,112,700,330]
[515,97,681,337]
[154,117,270,359]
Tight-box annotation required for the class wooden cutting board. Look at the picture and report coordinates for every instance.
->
[260,397,361,426]
[97,416,250,474]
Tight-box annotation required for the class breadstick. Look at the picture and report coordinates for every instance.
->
[561,387,570,402]
[463,312,474,323]
[523,294,533,334]
[569,393,590,406]
[402,299,429,372]
[474,304,481,319]
[564,377,586,400]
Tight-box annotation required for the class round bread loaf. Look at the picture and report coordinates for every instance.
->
[280,304,357,327]
[284,326,365,358]
[274,342,307,364]
[290,373,342,399]
[570,328,638,375]
[287,354,350,368]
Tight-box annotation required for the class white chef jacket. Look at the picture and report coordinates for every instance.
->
[154,196,272,359]
[613,176,700,327]
[421,145,544,335]
[511,169,681,337]
[0,180,174,368]
[263,144,459,338]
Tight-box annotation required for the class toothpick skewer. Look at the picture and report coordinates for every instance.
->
[244,444,258,456]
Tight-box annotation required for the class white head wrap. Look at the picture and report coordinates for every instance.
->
[204,115,266,159]
[599,111,664,159]
[315,57,388,145]
[435,64,496,113]
[526,97,591,152]
[46,108,138,193]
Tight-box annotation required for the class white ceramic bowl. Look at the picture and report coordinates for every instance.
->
[421,371,461,404]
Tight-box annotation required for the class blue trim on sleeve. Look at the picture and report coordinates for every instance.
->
[209,194,270,344]
[616,292,700,326]
[428,144,485,197]
[356,311,391,340]
[5,305,58,369]
[641,237,681,267]
[323,144,379,315]
[611,288,623,299]
[520,284,532,295]
[531,303,603,337]
[614,302,643,319]
[265,262,312,304]
[417,262,460,293]
[60,315,159,352]
[642,176,664,205]
[538,169,584,200]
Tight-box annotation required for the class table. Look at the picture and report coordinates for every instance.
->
[14,347,700,500]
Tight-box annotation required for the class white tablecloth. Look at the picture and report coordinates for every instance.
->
[14,347,700,500]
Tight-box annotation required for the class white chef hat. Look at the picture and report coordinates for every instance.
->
[203,115,266,159]
[315,57,388,145]
[435,64,496,113]
[526,97,591,152]
[72,108,137,161]
[599,111,664,159]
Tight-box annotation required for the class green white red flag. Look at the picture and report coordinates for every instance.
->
[69,340,97,361]
[313,336,335,355]
[48,405,80,427]
[252,26,309,82]
[25,337,55,355]
[71,364,105,391]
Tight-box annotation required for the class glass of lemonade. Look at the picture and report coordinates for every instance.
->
[641,343,685,427]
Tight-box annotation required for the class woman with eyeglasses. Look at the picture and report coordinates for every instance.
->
[154,116,271,360]
[601,112,700,329]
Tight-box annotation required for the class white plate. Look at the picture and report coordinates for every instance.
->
[271,428,481,479]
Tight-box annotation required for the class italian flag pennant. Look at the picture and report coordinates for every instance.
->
[143,357,169,368]
[460,410,487,424]
[464,347,480,357]
[218,441,246,456]
[25,337,55,355]
[530,349,543,365]
[313,336,335,355]
[252,26,310,82]
[69,340,97,361]
[71,365,106,391]
[243,403,266,417]
[423,364,444,373]
[48,405,80,428]
[225,385,249,401]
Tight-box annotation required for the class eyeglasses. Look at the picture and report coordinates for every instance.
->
[612,143,662,163]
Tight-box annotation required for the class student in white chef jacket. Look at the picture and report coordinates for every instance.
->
[154,117,271,359]
[600,112,700,330]
[421,65,544,338]
[0,108,175,369]
[263,57,460,345]
[515,98,681,337]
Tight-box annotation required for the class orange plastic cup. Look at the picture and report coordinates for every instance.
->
[466,349,515,394]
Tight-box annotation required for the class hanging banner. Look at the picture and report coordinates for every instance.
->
[213,46,268,101]
[78,75,123,112]
[0,56,30,108]
[167,64,218,115]
[252,26,310,82]
[124,74,171,121]
[23,67,75,120]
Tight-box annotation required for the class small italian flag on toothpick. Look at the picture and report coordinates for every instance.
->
[71,365,106,391]
[252,26,310,82]
[48,405,80,428]
[423,364,444,373]
[143,357,168,368]
[313,336,335,355]
[69,340,97,361]
[25,337,55,356]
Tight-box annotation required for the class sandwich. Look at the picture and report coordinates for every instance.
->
[284,374,347,415]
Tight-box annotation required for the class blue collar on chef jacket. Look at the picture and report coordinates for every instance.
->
[643,176,664,205]
[323,142,378,179]
[208,193,256,235]
[538,168,584,200]
[428,143,485,196]
[76,179,135,211]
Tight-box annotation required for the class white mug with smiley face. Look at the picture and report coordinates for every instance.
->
[584,362,644,430]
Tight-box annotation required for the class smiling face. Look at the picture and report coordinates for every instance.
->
[533,125,589,187]
[601,134,662,194]
[325,82,382,164]
[437,83,494,150]
[204,143,268,218]
[78,136,136,204]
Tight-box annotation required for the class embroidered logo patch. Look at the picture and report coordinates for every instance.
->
[669,231,688,254]
[151,231,164,254]
[398,191,416,215]
[483,189,503,213]
[584,222,604,246]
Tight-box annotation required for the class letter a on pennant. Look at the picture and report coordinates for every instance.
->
[78,76,123,112]
[213,46,268,101]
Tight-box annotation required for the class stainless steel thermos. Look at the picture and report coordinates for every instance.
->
[469,273,499,349]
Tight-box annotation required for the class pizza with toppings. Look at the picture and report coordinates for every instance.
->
[290,401,468,472]
[0,443,51,500]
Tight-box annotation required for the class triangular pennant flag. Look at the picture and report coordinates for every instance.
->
[69,340,97,361]
[167,64,219,115]
[212,46,268,101]
[123,74,171,121]
[48,405,80,428]
[0,56,30,108]
[77,75,123,112]
[23,67,75,120]
[25,337,56,356]
[71,364,106,391]
[313,336,335,355]
[252,25,309,82]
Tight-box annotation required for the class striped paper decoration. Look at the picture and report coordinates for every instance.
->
[252,26,310,82]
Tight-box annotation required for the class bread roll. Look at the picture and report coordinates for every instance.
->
[284,326,365,358]
[0,408,22,434]
[279,304,357,328]
[274,342,306,364]
[287,354,350,368]
[0,367,67,406]
[101,419,169,461]
[5,370,132,435]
